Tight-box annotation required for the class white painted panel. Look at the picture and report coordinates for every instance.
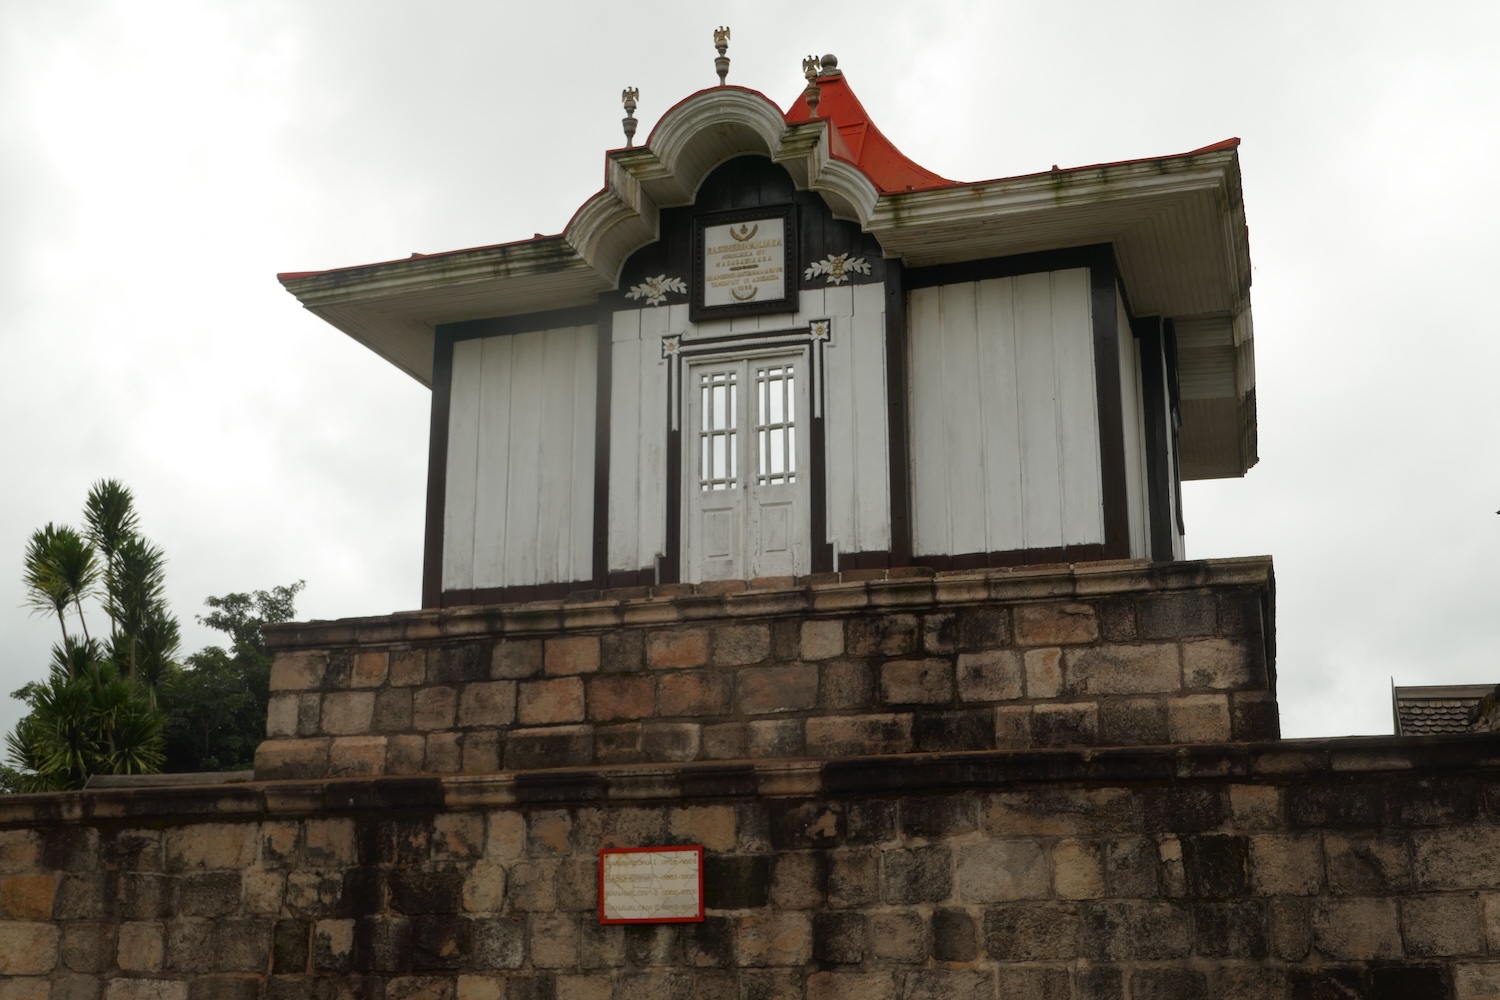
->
[940,282,988,555]
[908,287,952,556]
[637,307,670,572]
[535,327,578,583]
[823,284,854,317]
[570,329,598,581]
[608,332,643,573]
[1051,269,1104,548]
[471,335,514,589]
[976,278,1024,551]
[1013,271,1064,549]
[501,330,546,586]
[849,307,891,552]
[823,311,858,553]
[442,339,483,591]
[796,288,826,324]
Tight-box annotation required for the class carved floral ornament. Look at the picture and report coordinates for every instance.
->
[627,274,688,306]
[804,253,871,285]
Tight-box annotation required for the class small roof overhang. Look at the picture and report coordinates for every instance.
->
[280,75,1257,478]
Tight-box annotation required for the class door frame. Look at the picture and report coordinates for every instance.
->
[662,319,835,584]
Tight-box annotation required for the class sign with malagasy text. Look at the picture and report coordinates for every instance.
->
[597,845,705,924]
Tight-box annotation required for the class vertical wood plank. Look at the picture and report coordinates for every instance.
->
[823,312,858,553]
[442,338,483,591]
[608,330,642,573]
[1115,300,1148,557]
[1014,271,1063,549]
[939,282,987,555]
[850,305,891,552]
[423,330,455,608]
[503,329,547,586]
[977,277,1025,552]
[907,286,949,556]
[637,307,670,570]
[471,335,513,589]
[536,327,578,583]
[570,326,598,582]
[1055,268,1105,547]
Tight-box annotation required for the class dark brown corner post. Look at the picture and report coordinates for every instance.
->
[1133,315,1176,561]
[883,258,912,566]
[592,299,614,588]
[1089,248,1131,561]
[421,327,457,609]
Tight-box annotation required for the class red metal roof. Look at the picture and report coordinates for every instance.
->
[783,73,955,194]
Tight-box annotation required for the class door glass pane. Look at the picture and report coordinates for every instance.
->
[754,364,796,486]
[699,369,738,491]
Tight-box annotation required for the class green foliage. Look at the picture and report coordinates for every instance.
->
[157,582,303,773]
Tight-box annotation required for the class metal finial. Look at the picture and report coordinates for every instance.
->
[714,26,731,85]
[819,53,840,76]
[802,55,821,118]
[622,87,639,147]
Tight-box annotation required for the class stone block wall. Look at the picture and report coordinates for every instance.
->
[3,736,1500,998]
[255,559,1276,781]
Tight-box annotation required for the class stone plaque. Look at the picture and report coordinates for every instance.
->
[691,206,797,321]
[598,845,705,924]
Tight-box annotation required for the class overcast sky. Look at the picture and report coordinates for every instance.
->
[2,0,1496,743]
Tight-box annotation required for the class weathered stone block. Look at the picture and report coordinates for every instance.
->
[329,736,387,776]
[820,660,873,710]
[929,908,975,962]
[712,624,771,666]
[1031,702,1099,747]
[1311,898,1402,959]
[1167,693,1232,742]
[870,911,925,963]
[899,969,994,1000]
[411,914,472,970]
[880,659,953,705]
[994,705,1031,748]
[700,722,747,759]
[269,651,327,691]
[987,787,1140,837]
[656,671,730,716]
[1023,647,1062,698]
[544,635,600,676]
[734,911,812,967]
[470,916,526,970]
[165,823,257,872]
[580,921,627,968]
[412,686,458,731]
[769,851,822,909]
[518,678,585,725]
[1016,603,1097,646]
[806,714,912,756]
[529,913,580,968]
[1130,968,1208,1000]
[1181,834,1248,897]
[175,871,243,917]
[813,912,867,964]
[254,737,329,780]
[352,651,389,688]
[1192,900,1267,958]
[806,972,895,1000]
[1247,833,1323,895]
[372,688,414,732]
[748,718,805,757]
[1138,593,1217,640]
[1402,893,1485,957]
[955,649,1022,702]
[313,919,355,972]
[912,709,994,752]
[641,722,701,761]
[955,840,1047,902]
[1080,900,1192,960]
[104,981,188,1000]
[457,681,517,727]
[1064,644,1179,696]
[117,921,164,973]
[600,631,645,672]
[166,919,217,972]
[0,874,54,920]
[826,849,879,909]
[266,694,299,737]
[846,615,917,656]
[646,629,709,669]
[801,620,845,660]
[1182,638,1264,690]
[1098,697,1168,745]
[386,733,425,774]
[1103,837,1159,898]
[1052,838,1104,899]
[1324,832,1408,894]
[737,665,818,714]
[503,726,592,770]
[586,675,655,721]
[882,845,952,904]
[1414,827,1500,890]
[491,640,541,679]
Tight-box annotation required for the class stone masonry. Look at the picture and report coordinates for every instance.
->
[255,559,1277,781]
[3,736,1500,998]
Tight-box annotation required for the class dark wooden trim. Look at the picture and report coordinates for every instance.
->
[884,259,912,566]
[906,244,1115,290]
[1133,316,1176,562]
[442,304,599,343]
[663,397,682,586]
[1164,319,1186,536]
[810,407,833,574]
[838,550,892,571]
[421,329,456,609]
[591,301,613,587]
[1088,252,1132,561]
[443,581,582,608]
[911,544,1106,571]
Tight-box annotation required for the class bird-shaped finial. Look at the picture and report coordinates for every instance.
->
[714,27,731,85]
[802,55,821,118]
[622,88,639,147]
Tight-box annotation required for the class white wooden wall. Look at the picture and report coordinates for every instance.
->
[443,325,597,591]
[908,270,1104,557]
[607,286,891,576]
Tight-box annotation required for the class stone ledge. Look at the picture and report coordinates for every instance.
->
[3,731,1494,830]
[263,558,1274,651]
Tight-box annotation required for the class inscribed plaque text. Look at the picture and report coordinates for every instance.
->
[598,846,704,923]
[701,217,787,307]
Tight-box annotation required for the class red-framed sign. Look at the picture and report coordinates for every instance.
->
[597,845,705,924]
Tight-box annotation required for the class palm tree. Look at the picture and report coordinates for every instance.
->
[22,524,99,651]
[106,535,168,682]
[84,479,139,641]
